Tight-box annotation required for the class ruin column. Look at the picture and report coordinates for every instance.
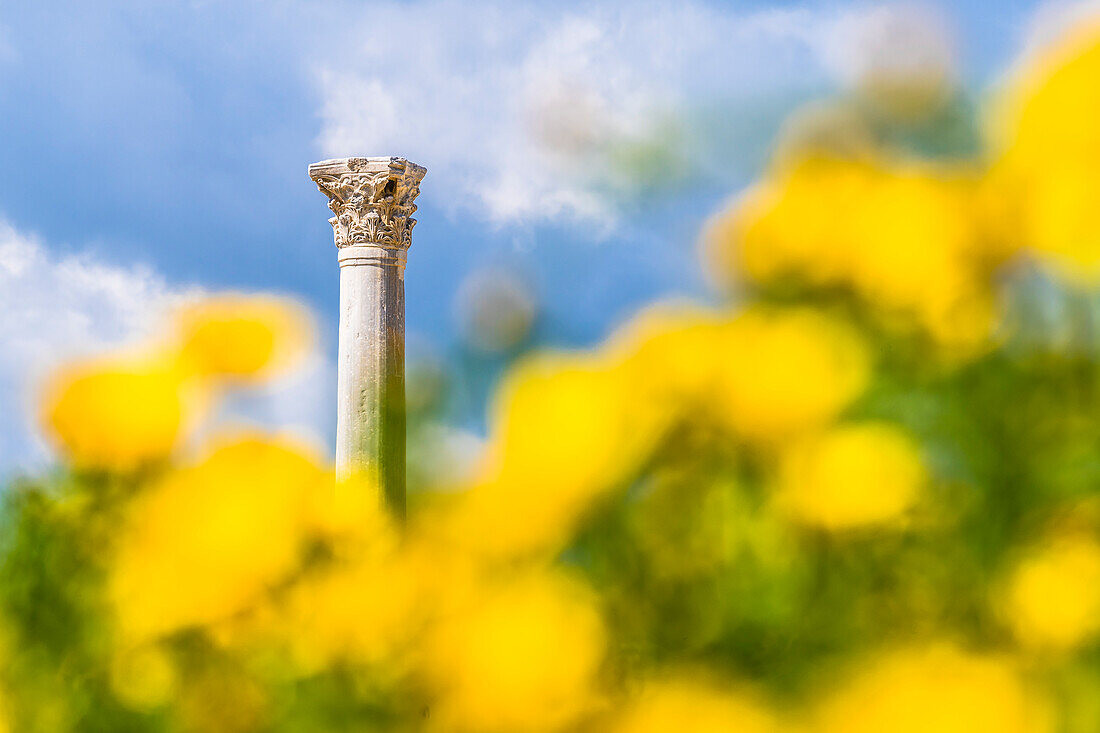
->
[309,156,426,519]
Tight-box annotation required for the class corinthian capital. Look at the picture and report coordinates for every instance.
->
[309,157,427,249]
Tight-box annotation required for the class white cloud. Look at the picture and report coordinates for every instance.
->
[313,0,849,226]
[0,221,336,475]
[0,221,188,471]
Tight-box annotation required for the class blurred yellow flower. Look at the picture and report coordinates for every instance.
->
[173,294,311,380]
[41,354,190,471]
[777,422,926,530]
[603,300,728,407]
[610,676,777,733]
[109,644,178,710]
[706,155,1001,349]
[706,156,861,289]
[715,308,871,443]
[423,570,606,732]
[254,483,419,673]
[111,435,324,640]
[306,469,388,546]
[463,351,668,557]
[988,20,1100,280]
[279,550,420,674]
[1003,533,1100,650]
[814,644,1052,733]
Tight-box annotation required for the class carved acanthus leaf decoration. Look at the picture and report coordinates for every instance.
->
[310,157,426,249]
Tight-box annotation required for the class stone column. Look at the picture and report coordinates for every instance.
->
[309,156,426,519]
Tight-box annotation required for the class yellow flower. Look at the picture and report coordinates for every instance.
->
[715,308,870,443]
[462,351,668,557]
[111,435,324,640]
[306,469,389,546]
[988,20,1100,280]
[848,167,998,349]
[41,354,190,471]
[705,156,863,289]
[706,155,1001,349]
[423,570,606,732]
[1002,533,1100,650]
[603,300,728,408]
[610,676,777,733]
[252,484,421,673]
[814,644,1052,733]
[109,644,178,710]
[277,550,420,674]
[776,421,926,530]
[173,294,311,381]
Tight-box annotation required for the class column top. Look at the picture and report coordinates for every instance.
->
[309,156,426,250]
[308,156,426,179]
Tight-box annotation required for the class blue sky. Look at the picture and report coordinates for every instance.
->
[0,0,1059,469]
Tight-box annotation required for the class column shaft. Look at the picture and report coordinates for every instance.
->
[336,246,406,518]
